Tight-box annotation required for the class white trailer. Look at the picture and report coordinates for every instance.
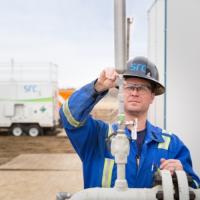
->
[148,0,200,175]
[0,62,59,136]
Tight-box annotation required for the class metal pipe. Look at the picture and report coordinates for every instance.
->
[160,170,174,199]
[69,187,161,200]
[56,192,71,200]
[113,0,129,191]
[175,170,189,200]
[112,75,129,191]
[117,164,125,180]
[117,75,125,124]
[62,169,200,200]
[126,17,133,61]
[111,129,129,190]
[114,0,127,74]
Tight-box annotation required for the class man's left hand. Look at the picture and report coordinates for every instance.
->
[160,158,183,175]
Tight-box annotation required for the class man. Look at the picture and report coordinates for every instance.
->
[60,56,200,189]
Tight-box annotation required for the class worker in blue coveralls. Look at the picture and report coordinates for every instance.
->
[60,56,200,189]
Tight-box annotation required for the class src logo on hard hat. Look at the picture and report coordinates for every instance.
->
[129,63,147,73]
[124,56,165,95]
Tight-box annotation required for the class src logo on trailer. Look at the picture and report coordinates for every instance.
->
[24,85,37,93]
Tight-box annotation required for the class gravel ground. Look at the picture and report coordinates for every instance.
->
[0,130,75,166]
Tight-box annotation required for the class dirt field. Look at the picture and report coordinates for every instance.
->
[0,131,74,166]
[0,130,81,200]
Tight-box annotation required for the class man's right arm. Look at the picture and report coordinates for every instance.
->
[59,68,118,161]
[60,80,107,130]
[60,67,118,130]
[59,80,109,161]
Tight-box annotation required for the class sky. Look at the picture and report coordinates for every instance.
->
[0,0,154,89]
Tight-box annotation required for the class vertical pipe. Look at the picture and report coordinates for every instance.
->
[114,0,127,74]
[113,0,129,190]
[126,17,133,61]
[164,0,168,130]
[114,0,127,122]
[117,164,126,180]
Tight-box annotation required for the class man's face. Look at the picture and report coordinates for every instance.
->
[123,77,155,115]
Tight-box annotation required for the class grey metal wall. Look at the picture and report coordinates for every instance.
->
[147,0,165,128]
[148,0,200,175]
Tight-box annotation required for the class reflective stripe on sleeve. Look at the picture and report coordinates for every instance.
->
[62,99,85,127]
[102,158,114,188]
[158,135,171,150]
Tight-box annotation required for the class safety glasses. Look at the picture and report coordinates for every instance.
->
[124,83,152,94]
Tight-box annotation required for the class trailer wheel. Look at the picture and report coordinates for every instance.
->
[11,125,23,136]
[28,125,41,137]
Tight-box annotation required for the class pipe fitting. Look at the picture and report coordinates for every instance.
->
[111,133,129,164]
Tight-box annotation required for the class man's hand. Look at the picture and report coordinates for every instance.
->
[160,158,183,175]
[94,68,118,92]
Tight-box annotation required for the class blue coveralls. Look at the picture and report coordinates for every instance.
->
[59,81,200,189]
